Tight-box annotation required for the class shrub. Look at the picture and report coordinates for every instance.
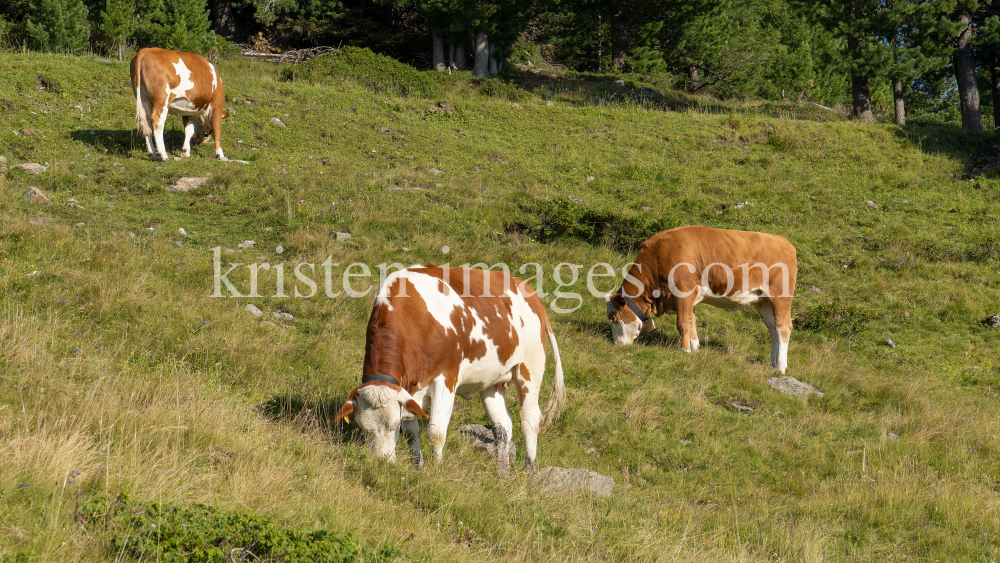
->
[526,198,678,253]
[78,493,408,563]
[283,46,439,98]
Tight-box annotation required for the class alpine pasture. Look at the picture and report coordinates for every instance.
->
[2,50,1000,562]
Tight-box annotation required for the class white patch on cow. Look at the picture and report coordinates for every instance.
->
[696,286,766,312]
[208,62,218,91]
[610,316,642,345]
[690,338,700,352]
[171,59,197,98]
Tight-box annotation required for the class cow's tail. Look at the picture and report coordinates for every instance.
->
[131,51,152,138]
[538,321,566,434]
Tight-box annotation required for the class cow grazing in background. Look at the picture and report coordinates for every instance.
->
[130,48,229,161]
[605,226,797,373]
[336,265,567,473]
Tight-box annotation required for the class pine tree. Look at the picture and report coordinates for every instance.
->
[99,0,133,59]
[26,0,91,54]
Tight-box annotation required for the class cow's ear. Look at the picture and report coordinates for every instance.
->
[221,109,230,119]
[404,399,429,419]
[605,293,626,317]
[335,400,355,424]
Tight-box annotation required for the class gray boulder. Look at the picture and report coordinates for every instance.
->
[767,375,824,397]
[533,466,614,498]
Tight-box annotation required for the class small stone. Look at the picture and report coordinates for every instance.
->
[23,187,50,204]
[810,286,821,292]
[175,241,183,247]
[533,466,614,498]
[679,439,692,445]
[458,424,516,467]
[272,311,293,321]
[127,231,136,238]
[866,200,880,210]
[401,247,411,252]
[178,228,187,236]
[26,270,40,277]
[426,168,443,175]
[512,103,520,108]
[93,58,113,64]
[75,223,85,227]
[271,117,286,127]
[167,177,209,193]
[730,402,753,413]
[612,78,625,86]
[984,314,1000,328]
[237,240,255,249]
[546,101,554,107]
[567,195,586,204]
[15,163,47,174]
[641,206,652,211]
[733,201,752,209]
[886,431,900,440]
[244,304,263,317]
[886,338,896,349]
[585,175,595,182]
[767,376,824,397]
[29,217,55,226]
[335,231,352,242]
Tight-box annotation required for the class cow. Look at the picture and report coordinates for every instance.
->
[335,265,566,473]
[130,48,230,162]
[605,226,797,373]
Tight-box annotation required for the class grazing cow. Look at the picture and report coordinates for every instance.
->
[335,265,566,473]
[605,226,797,372]
[130,48,230,161]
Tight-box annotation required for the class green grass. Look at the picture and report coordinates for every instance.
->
[2,50,1000,562]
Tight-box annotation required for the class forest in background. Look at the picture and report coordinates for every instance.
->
[4,0,1000,130]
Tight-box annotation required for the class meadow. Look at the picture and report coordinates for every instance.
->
[1,49,1000,562]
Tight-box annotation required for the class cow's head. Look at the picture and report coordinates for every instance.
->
[605,292,655,345]
[194,109,230,143]
[336,382,428,461]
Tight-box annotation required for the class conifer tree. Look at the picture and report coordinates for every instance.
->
[26,0,91,54]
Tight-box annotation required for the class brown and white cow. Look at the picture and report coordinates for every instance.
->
[605,226,797,372]
[130,48,230,161]
[335,265,566,473]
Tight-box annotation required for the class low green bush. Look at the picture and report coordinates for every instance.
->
[78,494,407,563]
[477,78,526,102]
[795,298,876,336]
[524,197,677,253]
[282,46,439,98]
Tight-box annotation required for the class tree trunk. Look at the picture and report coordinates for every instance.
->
[851,71,874,123]
[687,66,699,92]
[211,0,236,38]
[893,79,905,126]
[955,11,984,132]
[489,42,498,76]
[433,34,446,71]
[612,14,628,70]
[992,66,1000,130]
[455,43,467,71]
[448,42,455,69]
[473,30,490,79]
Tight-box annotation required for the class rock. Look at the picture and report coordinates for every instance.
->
[640,87,661,99]
[335,231,351,242]
[178,227,187,236]
[585,175,595,182]
[244,304,263,317]
[533,466,614,498]
[271,117,286,127]
[75,223,86,228]
[679,439,692,445]
[886,431,900,440]
[612,78,625,86]
[733,201,752,209]
[866,200,880,210]
[512,103,520,108]
[546,101,554,107]
[15,163,47,174]
[886,338,896,349]
[237,240,255,249]
[427,102,454,115]
[641,206,652,211]
[767,376,824,398]
[810,286,821,292]
[730,402,754,413]
[93,58,113,64]
[26,270,40,278]
[458,424,516,467]
[272,311,293,321]
[23,187,50,204]
[426,168,443,175]
[29,217,55,226]
[175,241,183,247]
[0,156,6,169]
[386,185,427,192]
[567,195,586,204]
[983,314,1000,328]
[167,177,209,193]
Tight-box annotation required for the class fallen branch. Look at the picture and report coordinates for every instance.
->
[799,100,845,115]
[235,45,339,64]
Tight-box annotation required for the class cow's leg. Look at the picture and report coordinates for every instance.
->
[141,98,157,158]
[211,106,226,160]
[757,300,780,369]
[151,96,172,162]
[401,418,424,468]
[480,383,514,475]
[181,116,195,158]
[517,357,545,473]
[676,297,699,352]
[771,296,793,373]
[427,375,455,464]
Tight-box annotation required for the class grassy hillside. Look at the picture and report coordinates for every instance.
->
[1,50,1000,562]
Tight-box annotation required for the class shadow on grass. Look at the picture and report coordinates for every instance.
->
[259,393,363,441]
[890,119,1000,179]
[69,129,144,156]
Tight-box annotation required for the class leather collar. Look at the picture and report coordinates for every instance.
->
[361,373,401,386]
[620,287,649,323]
